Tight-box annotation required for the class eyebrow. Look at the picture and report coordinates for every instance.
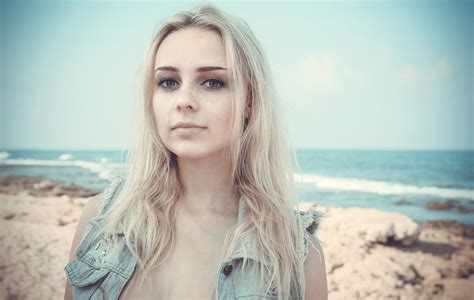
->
[154,66,227,73]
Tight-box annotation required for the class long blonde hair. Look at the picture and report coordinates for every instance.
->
[102,4,306,299]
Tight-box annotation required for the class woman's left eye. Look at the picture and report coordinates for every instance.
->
[202,79,225,89]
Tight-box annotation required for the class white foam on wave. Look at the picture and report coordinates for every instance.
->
[58,153,74,161]
[0,158,125,180]
[0,151,10,160]
[295,173,474,200]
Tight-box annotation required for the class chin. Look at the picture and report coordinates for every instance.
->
[171,146,224,160]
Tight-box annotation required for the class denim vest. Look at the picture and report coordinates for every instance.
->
[65,175,324,299]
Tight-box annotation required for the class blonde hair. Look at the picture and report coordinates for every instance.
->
[101,4,306,299]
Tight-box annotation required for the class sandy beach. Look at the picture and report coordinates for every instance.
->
[0,175,473,299]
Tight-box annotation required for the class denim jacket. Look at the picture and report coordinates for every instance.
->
[65,175,324,299]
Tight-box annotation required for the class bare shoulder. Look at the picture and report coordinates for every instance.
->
[68,193,104,260]
[80,193,104,221]
[304,233,328,300]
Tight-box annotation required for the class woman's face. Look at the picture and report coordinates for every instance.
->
[153,27,233,160]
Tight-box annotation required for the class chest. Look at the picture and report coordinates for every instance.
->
[66,215,281,300]
[120,217,231,299]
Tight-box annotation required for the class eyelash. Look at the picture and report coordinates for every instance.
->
[157,77,226,90]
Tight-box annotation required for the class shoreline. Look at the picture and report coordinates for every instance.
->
[0,175,473,299]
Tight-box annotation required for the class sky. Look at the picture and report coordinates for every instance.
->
[1,0,472,150]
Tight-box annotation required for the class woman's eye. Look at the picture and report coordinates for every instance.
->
[157,78,224,90]
[202,79,225,89]
[158,78,179,89]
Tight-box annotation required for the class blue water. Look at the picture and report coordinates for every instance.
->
[1,149,473,225]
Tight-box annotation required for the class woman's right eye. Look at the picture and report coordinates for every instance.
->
[158,78,179,89]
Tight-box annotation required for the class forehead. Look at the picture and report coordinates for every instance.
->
[154,27,227,70]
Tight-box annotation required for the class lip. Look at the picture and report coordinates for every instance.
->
[172,122,206,130]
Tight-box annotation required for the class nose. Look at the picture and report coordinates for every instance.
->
[175,84,198,112]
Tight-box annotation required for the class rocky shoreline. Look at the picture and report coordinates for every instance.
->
[0,175,473,299]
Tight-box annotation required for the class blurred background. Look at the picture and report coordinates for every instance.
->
[0,0,473,299]
[1,0,472,223]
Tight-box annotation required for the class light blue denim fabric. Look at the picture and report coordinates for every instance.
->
[65,176,324,299]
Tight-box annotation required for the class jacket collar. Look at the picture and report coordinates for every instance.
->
[229,196,265,264]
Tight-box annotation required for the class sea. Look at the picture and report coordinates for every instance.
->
[1,149,473,225]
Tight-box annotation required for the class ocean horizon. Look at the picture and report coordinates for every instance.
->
[1,148,473,225]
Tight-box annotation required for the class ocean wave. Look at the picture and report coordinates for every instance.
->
[3,157,472,200]
[0,151,10,160]
[58,153,74,161]
[0,158,124,180]
[294,173,474,200]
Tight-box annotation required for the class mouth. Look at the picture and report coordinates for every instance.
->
[172,123,206,130]
[172,126,206,138]
[174,127,205,130]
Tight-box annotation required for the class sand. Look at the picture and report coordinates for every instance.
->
[0,175,473,299]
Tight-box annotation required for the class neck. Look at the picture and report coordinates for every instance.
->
[176,153,239,219]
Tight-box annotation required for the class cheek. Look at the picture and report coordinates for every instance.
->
[215,102,234,132]
[153,99,168,135]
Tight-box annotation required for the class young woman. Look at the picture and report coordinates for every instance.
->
[64,4,327,300]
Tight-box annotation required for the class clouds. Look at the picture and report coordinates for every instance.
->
[280,50,453,96]
[283,54,368,94]
[399,58,451,84]
[273,40,469,149]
